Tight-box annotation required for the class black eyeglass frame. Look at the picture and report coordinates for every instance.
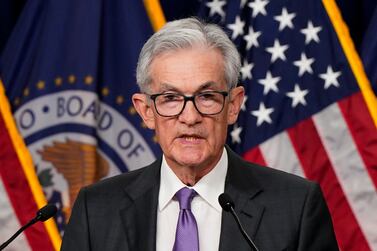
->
[148,90,229,117]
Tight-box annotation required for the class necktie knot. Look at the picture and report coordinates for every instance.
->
[175,187,196,210]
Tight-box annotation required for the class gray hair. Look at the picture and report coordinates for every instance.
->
[136,17,241,92]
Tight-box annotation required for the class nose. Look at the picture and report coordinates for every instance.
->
[178,99,202,125]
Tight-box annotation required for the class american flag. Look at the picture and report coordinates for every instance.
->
[199,0,377,250]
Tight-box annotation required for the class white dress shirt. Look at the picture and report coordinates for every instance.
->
[156,148,228,251]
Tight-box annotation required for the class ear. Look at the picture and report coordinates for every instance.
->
[227,86,245,125]
[132,93,156,130]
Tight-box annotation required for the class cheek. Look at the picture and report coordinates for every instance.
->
[208,117,228,144]
[154,119,175,143]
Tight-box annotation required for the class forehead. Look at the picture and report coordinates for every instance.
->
[149,47,226,93]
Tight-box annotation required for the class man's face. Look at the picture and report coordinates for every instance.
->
[133,47,244,173]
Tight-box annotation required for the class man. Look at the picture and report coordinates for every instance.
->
[61,18,339,251]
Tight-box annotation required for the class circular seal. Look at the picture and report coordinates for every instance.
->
[14,90,156,232]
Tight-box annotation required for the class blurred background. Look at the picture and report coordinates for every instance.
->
[1,0,377,57]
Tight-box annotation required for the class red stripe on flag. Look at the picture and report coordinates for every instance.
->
[287,117,371,251]
[338,92,377,189]
[0,113,55,250]
[242,146,267,166]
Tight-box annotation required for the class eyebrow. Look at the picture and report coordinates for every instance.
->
[158,81,219,93]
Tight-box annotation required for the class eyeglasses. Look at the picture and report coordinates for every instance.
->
[148,90,229,117]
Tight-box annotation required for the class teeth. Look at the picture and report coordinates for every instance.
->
[184,137,199,141]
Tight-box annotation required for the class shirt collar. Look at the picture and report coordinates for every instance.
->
[158,148,228,212]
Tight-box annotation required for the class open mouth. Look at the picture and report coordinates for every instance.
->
[178,134,204,143]
[183,136,201,141]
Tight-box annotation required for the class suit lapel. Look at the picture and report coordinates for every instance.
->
[119,158,161,251]
[116,148,265,250]
[219,147,265,251]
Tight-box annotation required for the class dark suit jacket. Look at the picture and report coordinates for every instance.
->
[61,146,339,251]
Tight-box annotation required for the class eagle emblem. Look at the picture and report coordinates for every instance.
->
[38,139,109,221]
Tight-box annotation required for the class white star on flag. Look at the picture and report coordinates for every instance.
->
[243,26,261,49]
[266,39,289,62]
[251,102,274,126]
[240,60,254,80]
[206,0,226,18]
[231,124,243,144]
[227,16,245,39]
[241,95,248,111]
[301,20,322,44]
[293,53,315,76]
[258,71,281,95]
[286,84,309,107]
[274,7,296,31]
[248,0,269,18]
[319,66,342,89]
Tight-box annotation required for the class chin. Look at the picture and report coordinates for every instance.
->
[176,153,205,167]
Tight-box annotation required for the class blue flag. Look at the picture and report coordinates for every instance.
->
[0,0,162,240]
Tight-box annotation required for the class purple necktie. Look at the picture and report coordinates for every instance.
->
[172,187,199,251]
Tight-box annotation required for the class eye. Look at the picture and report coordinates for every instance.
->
[198,92,216,100]
[159,93,182,103]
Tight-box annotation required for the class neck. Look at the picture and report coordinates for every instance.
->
[173,166,211,186]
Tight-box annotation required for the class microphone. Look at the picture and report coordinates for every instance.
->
[0,204,57,250]
[35,204,58,222]
[218,193,259,251]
